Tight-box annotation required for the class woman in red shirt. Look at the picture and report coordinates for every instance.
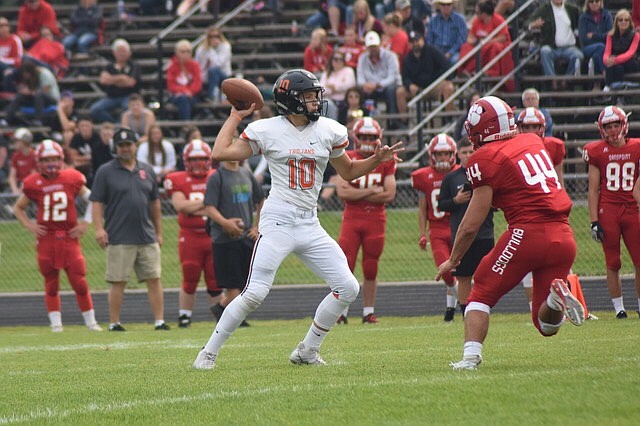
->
[167,39,202,120]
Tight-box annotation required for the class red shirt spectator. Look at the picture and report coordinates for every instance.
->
[0,17,23,68]
[337,28,365,70]
[167,55,202,96]
[303,28,334,74]
[17,0,61,47]
[26,26,68,77]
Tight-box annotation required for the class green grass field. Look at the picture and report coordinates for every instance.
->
[1,313,638,425]
[0,205,628,292]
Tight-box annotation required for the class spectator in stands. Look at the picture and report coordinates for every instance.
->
[167,39,202,121]
[338,84,369,129]
[521,88,553,137]
[137,124,177,184]
[0,17,23,93]
[528,0,583,91]
[17,0,60,49]
[357,31,406,117]
[381,12,410,64]
[305,1,348,36]
[458,1,515,91]
[63,0,103,57]
[336,27,365,70]
[0,133,8,192]
[56,90,78,145]
[396,0,427,36]
[427,0,468,66]
[35,61,60,102]
[579,0,613,91]
[69,115,100,187]
[603,9,640,90]
[90,39,141,123]
[304,28,334,76]
[195,27,232,102]
[8,128,36,194]
[121,93,156,142]
[91,121,114,173]
[353,0,384,42]
[320,50,356,120]
[24,26,69,78]
[402,30,455,111]
[5,61,58,128]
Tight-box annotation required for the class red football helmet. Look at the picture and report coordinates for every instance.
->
[516,107,546,138]
[183,139,212,177]
[36,139,64,179]
[353,117,382,156]
[428,133,457,171]
[464,95,516,147]
[597,105,629,143]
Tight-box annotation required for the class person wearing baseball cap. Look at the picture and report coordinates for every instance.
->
[90,126,170,332]
[395,0,429,36]
[427,0,468,65]
[8,127,36,194]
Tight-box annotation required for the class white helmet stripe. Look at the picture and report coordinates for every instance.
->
[39,139,61,157]
[485,96,510,132]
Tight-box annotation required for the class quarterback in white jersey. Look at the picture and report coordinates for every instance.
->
[194,69,403,369]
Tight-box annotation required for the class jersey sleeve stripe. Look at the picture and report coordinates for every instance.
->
[333,139,349,150]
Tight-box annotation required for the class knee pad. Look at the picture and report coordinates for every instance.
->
[466,301,491,315]
[338,275,360,303]
[362,258,378,281]
[538,318,563,336]
[241,281,271,310]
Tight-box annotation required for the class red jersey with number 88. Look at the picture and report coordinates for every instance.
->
[466,133,572,224]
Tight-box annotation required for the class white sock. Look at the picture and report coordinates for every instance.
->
[301,292,349,349]
[528,301,533,312]
[48,311,62,327]
[637,298,640,312]
[612,297,625,313]
[342,307,349,317]
[547,291,563,311]
[303,323,328,349]
[363,306,374,317]
[463,341,483,358]
[82,309,97,326]
[179,309,192,317]
[204,296,253,354]
[155,320,166,327]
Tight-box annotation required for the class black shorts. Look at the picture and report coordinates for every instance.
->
[212,238,255,290]
[453,238,494,277]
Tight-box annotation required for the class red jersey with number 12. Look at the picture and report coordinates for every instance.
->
[411,165,460,224]
[466,133,571,224]
[583,138,640,206]
[22,168,86,231]
[164,170,214,230]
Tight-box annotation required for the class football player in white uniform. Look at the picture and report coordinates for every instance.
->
[194,69,403,369]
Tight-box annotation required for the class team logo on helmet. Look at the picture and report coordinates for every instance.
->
[464,96,516,147]
[353,117,382,157]
[273,69,326,122]
[36,139,64,179]
[597,105,630,144]
[428,133,457,171]
[183,139,212,178]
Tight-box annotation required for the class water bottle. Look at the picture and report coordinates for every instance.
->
[291,20,299,36]
[117,0,126,20]
[166,0,173,13]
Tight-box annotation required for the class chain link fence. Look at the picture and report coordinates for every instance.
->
[0,177,630,293]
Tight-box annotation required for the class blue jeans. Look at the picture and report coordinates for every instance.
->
[170,94,195,120]
[90,95,129,123]
[207,67,229,99]
[540,45,583,76]
[63,32,98,53]
[582,43,605,75]
[369,85,398,114]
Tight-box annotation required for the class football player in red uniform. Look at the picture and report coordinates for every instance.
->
[437,96,585,370]
[336,117,397,324]
[13,140,101,332]
[583,106,640,319]
[411,133,460,321]
[516,106,567,309]
[164,140,222,327]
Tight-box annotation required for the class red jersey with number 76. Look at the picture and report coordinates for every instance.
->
[21,168,86,232]
[582,138,640,206]
[465,133,572,225]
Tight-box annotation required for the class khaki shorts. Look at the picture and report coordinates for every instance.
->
[106,243,161,283]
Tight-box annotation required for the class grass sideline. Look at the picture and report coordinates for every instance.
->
[1,313,639,425]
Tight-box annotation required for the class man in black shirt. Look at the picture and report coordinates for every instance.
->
[438,137,494,314]
[91,122,115,174]
[69,115,101,187]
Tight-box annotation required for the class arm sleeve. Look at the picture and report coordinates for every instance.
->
[613,32,640,65]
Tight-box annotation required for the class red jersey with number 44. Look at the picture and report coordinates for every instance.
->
[411,165,460,223]
[583,138,640,205]
[22,168,86,231]
[164,170,214,230]
[344,151,396,214]
[466,133,572,224]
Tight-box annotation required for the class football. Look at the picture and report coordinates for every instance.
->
[221,78,265,111]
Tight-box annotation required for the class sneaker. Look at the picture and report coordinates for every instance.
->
[444,307,456,322]
[336,315,348,325]
[450,355,482,371]
[51,324,63,333]
[193,349,217,370]
[550,279,585,326]
[362,313,379,324]
[289,342,326,365]
[210,303,225,322]
[109,323,126,332]
[178,314,191,328]
[616,310,628,319]
[87,323,103,331]
[155,322,171,330]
